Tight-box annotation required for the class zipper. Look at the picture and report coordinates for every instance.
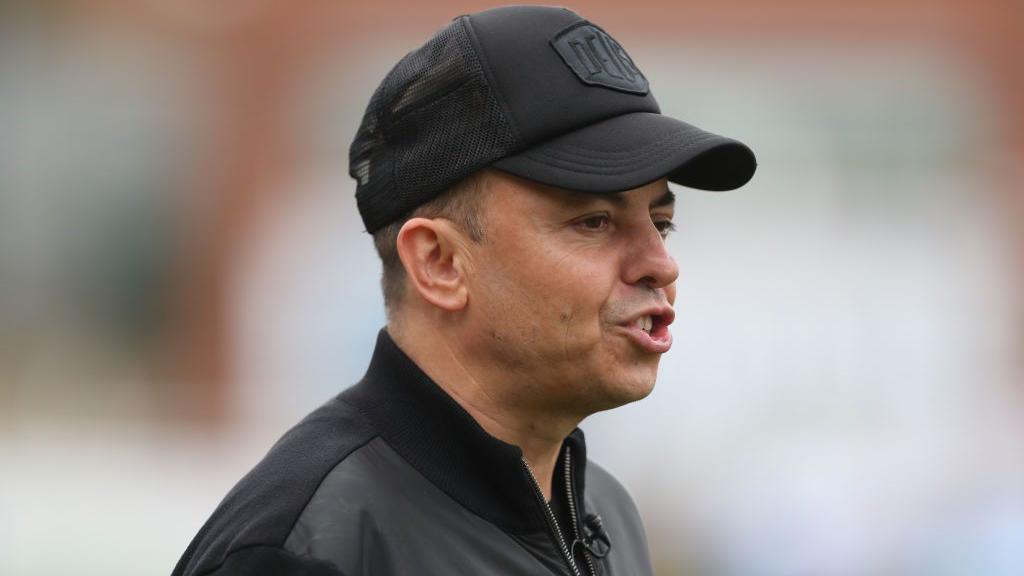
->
[564,446,597,576]
[522,457,584,576]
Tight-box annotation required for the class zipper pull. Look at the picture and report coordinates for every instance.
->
[582,513,611,558]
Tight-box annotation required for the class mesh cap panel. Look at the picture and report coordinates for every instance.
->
[349,17,518,233]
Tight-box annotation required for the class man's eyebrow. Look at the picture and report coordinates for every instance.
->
[651,189,675,208]
[562,188,675,208]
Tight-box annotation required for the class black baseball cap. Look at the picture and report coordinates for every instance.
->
[350,5,756,233]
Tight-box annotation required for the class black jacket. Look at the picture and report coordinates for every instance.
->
[173,330,654,576]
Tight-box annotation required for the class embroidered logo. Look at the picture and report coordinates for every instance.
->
[551,22,649,95]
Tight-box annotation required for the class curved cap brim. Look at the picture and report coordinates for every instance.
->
[491,112,756,193]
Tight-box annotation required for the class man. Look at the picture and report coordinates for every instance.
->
[173,5,754,576]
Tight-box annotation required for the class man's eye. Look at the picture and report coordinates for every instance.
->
[654,219,676,237]
[578,215,610,231]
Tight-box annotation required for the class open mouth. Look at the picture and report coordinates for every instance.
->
[623,310,673,353]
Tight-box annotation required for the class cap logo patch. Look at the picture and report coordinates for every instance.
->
[551,22,649,95]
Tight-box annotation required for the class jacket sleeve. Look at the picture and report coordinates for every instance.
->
[201,545,347,576]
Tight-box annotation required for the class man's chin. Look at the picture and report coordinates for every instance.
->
[589,370,658,412]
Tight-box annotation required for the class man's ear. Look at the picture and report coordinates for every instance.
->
[395,217,470,312]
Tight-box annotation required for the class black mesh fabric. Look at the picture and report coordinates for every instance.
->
[349,17,518,233]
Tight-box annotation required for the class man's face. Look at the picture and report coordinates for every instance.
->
[461,171,678,418]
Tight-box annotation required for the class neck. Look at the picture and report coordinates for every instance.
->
[388,315,578,500]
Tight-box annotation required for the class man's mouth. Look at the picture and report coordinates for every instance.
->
[622,309,674,353]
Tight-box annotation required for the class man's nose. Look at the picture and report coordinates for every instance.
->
[622,222,679,289]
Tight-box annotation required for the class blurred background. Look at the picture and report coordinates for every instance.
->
[2,0,1023,574]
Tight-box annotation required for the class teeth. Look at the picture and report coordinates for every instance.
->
[636,315,653,333]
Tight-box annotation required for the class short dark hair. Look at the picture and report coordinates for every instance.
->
[372,170,489,315]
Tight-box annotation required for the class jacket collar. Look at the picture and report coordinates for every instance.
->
[342,329,588,534]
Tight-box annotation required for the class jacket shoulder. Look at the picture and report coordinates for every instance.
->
[192,545,347,576]
[173,395,376,576]
[585,460,655,576]
[586,459,641,509]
